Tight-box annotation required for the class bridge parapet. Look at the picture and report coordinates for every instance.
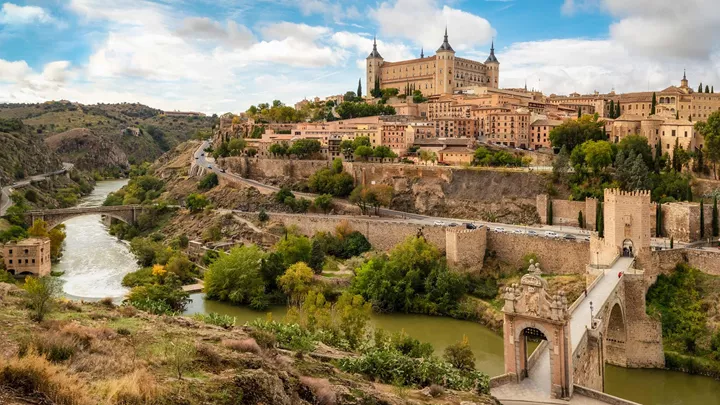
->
[25,205,146,229]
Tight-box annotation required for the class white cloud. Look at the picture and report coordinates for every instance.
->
[260,22,329,43]
[177,17,255,48]
[498,38,720,95]
[371,0,495,53]
[0,59,31,82]
[331,31,416,62]
[0,2,55,25]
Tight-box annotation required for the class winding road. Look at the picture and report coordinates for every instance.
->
[0,163,74,217]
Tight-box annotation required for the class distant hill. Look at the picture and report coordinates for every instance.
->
[0,101,216,178]
[0,118,62,185]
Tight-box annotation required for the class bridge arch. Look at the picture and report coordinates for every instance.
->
[604,301,627,367]
[622,239,634,257]
[43,212,131,230]
[25,206,143,230]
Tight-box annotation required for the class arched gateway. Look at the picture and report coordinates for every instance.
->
[502,262,572,399]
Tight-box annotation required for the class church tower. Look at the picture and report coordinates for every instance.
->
[435,27,456,95]
[485,41,500,89]
[680,70,689,89]
[366,37,384,98]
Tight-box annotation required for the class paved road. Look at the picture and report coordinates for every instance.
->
[0,163,74,216]
[192,142,681,248]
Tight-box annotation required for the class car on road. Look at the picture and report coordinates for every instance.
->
[494,227,505,233]
[527,230,538,237]
[464,223,477,229]
[433,220,446,226]
[201,153,205,156]
[207,165,212,169]
[512,229,524,235]
[563,234,577,240]
[544,231,558,238]
[220,168,226,173]
[195,156,199,159]
[448,222,458,227]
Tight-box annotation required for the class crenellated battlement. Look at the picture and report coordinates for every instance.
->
[604,188,651,198]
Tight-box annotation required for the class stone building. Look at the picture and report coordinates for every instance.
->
[530,118,563,150]
[366,30,499,97]
[2,238,52,277]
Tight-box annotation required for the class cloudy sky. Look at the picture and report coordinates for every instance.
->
[1,0,719,114]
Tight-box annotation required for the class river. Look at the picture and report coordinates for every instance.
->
[57,180,720,404]
[54,179,138,300]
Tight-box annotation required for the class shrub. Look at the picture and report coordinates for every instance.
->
[258,208,269,222]
[164,340,195,380]
[222,338,262,354]
[27,332,81,363]
[24,276,62,322]
[204,246,268,310]
[428,384,444,397]
[126,274,190,314]
[0,353,92,405]
[99,297,115,308]
[102,368,163,405]
[249,329,277,349]
[192,312,236,329]
[198,173,219,190]
[444,335,475,371]
[300,376,337,405]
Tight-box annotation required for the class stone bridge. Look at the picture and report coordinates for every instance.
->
[25,205,147,229]
[492,189,664,404]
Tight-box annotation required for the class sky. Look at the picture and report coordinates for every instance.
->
[1,0,719,114]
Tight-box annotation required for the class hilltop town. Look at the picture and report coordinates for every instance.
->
[2,21,720,405]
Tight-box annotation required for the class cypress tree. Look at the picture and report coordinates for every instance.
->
[699,82,704,93]
[357,79,362,99]
[687,186,693,202]
[656,203,663,237]
[578,210,584,229]
[547,199,554,225]
[706,85,710,93]
[615,102,621,118]
[308,239,325,274]
[651,92,657,115]
[578,108,582,118]
[598,202,604,238]
[670,236,674,249]
[713,196,719,237]
[700,200,705,238]
[608,100,615,118]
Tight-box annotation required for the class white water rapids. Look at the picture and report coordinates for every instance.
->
[53,179,139,300]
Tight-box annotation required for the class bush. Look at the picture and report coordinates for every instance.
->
[122,267,155,287]
[186,193,209,213]
[222,338,262,354]
[192,312,236,329]
[198,173,219,190]
[126,274,190,314]
[204,246,268,310]
[26,332,81,363]
[24,276,61,322]
[258,208,269,222]
[444,336,475,371]
[249,329,277,349]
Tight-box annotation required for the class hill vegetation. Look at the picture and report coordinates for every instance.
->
[0,101,215,179]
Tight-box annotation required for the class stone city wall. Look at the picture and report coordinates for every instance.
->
[537,195,597,229]
[446,227,487,272]
[486,232,589,275]
[649,248,720,276]
[572,331,604,392]
[660,202,713,243]
[622,275,664,368]
[220,157,332,183]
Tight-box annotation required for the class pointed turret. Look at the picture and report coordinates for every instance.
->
[437,27,454,52]
[420,47,424,58]
[367,36,382,59]
[485,40,499,64]
[681,69,689,89]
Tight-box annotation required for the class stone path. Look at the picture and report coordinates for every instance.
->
[491,257,635,404]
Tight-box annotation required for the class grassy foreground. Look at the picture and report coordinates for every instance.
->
[0,283,498,405]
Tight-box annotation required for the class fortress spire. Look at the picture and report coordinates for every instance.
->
[420,47,424,58]
[485,39,499,64]
[437,26,454,52]
[368,35,382,59]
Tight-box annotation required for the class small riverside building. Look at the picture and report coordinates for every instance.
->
[2,237,52,277]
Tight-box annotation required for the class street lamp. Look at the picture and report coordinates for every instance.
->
[589,301,594,328]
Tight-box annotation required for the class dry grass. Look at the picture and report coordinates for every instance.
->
[0,353,92,405]
[101,368,163,405]
[195,343,222,367]
[222,338,261,354]
[300,376,337,405]
[99,297,116,309]
[117,306,138,318]
[25,332,81,363]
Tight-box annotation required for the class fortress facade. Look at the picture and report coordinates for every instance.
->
[366,29,500,97]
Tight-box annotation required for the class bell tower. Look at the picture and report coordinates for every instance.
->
[435,27,456,95]
[485,41,500,89]
[366,36,384,98]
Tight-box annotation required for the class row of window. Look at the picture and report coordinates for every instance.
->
[7,258,41,265]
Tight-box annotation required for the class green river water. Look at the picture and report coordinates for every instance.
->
[54,181,720,405]
[185,294,720,405]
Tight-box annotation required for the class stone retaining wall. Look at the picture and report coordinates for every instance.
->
[649,248,720,276]
[486,232,589,274]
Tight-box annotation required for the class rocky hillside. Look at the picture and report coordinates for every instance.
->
[0,118,62,185]
[45,128,130,175]
[0,101,216,176]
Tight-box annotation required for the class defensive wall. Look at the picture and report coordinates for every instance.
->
[649,248,720,276]
[538,195,716,243]
[242,212,589,275]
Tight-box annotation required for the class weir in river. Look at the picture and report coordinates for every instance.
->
[54,180,720,405]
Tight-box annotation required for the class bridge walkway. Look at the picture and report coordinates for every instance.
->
[491,257,635,404]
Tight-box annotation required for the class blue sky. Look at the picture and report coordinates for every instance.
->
[1,0,719,114]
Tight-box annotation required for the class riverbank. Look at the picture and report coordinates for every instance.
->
[0,283,498,405]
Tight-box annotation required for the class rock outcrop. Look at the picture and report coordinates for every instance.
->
[45,128,130,173]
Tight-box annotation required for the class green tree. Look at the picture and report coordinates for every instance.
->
[354,145,374,161]
[581,140,613,174]
[314,194,334,213]
[287,139,322,159]
[275,187,294,203]
[549,115,606,151]
[269,142,289,156]
[258,208,269,222]
[656,202,663,237]
[618,135,653,168]
[608,100,615,119]
[308,239,325,274]
[204,246,268,309]
[278,262,314,303]
[24,276,61,322]
[185,193,209,213]
[444,335,475,371]
[547,199,553,225]
[699,82,704,93]
[651,92,657,115]
[227,138,246,156]
[695,111,720,179]
[597,201,604,237]
[198,172,219,190]
[615,102,621,118]
[357,78,362,99]
[373,145,397,159]
[578,210,584,229]
[706,85,710,93]
[627,153,652,191]
[275,233,312,268]
[127,273,190,313]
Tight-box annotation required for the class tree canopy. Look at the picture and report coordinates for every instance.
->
[549,115,606,151]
